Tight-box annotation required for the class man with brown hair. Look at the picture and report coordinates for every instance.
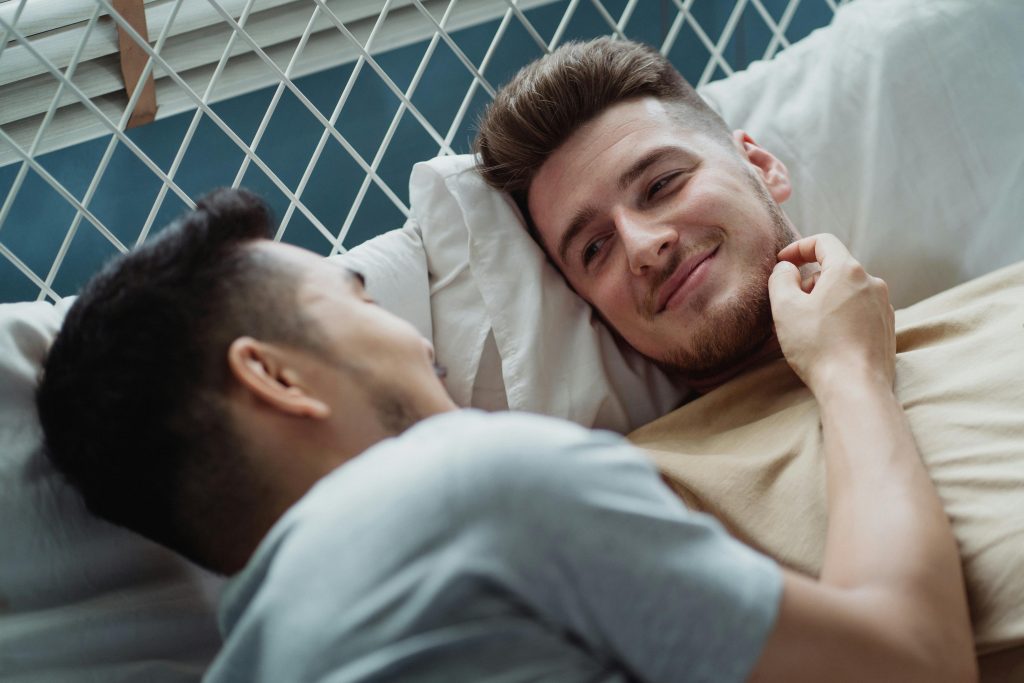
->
[469,38,987,678]
[476,38,799,391]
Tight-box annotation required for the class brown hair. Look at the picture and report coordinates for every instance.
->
[475,38,730,206]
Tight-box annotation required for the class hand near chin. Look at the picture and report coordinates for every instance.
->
[768,233,896,395]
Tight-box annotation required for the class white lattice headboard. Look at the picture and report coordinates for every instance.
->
[0,0,846,304]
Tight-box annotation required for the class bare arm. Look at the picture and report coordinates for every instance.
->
[749,235,975,682]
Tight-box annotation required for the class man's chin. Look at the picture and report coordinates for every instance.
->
[654,291,776,390]
[662,330,779,391]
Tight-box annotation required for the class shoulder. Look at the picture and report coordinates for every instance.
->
[411,409,633,463]
[395,409,649,494]
[270,410,659,569]
[276,411,631,532]
[411,408,618,447]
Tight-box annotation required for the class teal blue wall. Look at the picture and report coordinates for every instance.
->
[0,0,836,303]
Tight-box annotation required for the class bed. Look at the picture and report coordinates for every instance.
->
[2,0,1023,681]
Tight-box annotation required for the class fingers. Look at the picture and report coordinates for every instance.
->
[768,260,802,309]
[776,233,851,268]
[801,270,821,294]
[769,237,898,392]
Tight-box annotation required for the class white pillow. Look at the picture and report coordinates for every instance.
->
[0,228,428,683]
[410,0,1024,429]
[699,0,1024,307]
[0,300,222,682]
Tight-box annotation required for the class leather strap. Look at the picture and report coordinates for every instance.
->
[112,0,158,128]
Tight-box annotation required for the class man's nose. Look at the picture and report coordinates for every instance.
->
[616,209,678,276]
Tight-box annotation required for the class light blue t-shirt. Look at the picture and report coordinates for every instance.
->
[204,410,781,682]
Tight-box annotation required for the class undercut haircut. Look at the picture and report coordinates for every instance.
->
[36,188,323,573]
[475,37,731,208]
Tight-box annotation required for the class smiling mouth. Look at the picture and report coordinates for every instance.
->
[655,244,719,313]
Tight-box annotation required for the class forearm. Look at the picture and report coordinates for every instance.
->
[814,364,973,664]
[759,236,975,681]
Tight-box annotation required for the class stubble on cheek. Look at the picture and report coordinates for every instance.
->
[373,392,420,436]
[654,183,795,380]
[686,287,713,316]
[660,267,773,379]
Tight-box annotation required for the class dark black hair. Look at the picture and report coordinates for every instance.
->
[36,188,322,572]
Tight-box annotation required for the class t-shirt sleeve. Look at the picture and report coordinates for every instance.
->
[453,414,783,683]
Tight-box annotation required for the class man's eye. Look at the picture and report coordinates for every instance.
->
[583,237,607,266]
[647,171,683,201]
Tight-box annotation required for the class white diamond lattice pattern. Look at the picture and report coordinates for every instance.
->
[0,0,850,303]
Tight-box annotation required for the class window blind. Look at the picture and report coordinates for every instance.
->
[0,0,560,166]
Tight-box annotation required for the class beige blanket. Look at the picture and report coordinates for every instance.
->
[629,261,1024,667]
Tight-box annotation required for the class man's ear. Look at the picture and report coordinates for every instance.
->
[732,129,792,203]
[227,337,330,419]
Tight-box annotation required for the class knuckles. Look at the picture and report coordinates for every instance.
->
[839,259,867,280]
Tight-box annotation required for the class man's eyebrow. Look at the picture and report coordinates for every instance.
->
[556,145,693,265]
[616,145,686,192]
[557,204,598,266]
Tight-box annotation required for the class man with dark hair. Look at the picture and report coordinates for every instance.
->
[38,189,326,572]
[37,188,444,575]
[36,189,974,681]
[476,38,798,389]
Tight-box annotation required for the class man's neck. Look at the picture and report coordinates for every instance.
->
[219,405,459,575]
[683,334,784,395]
